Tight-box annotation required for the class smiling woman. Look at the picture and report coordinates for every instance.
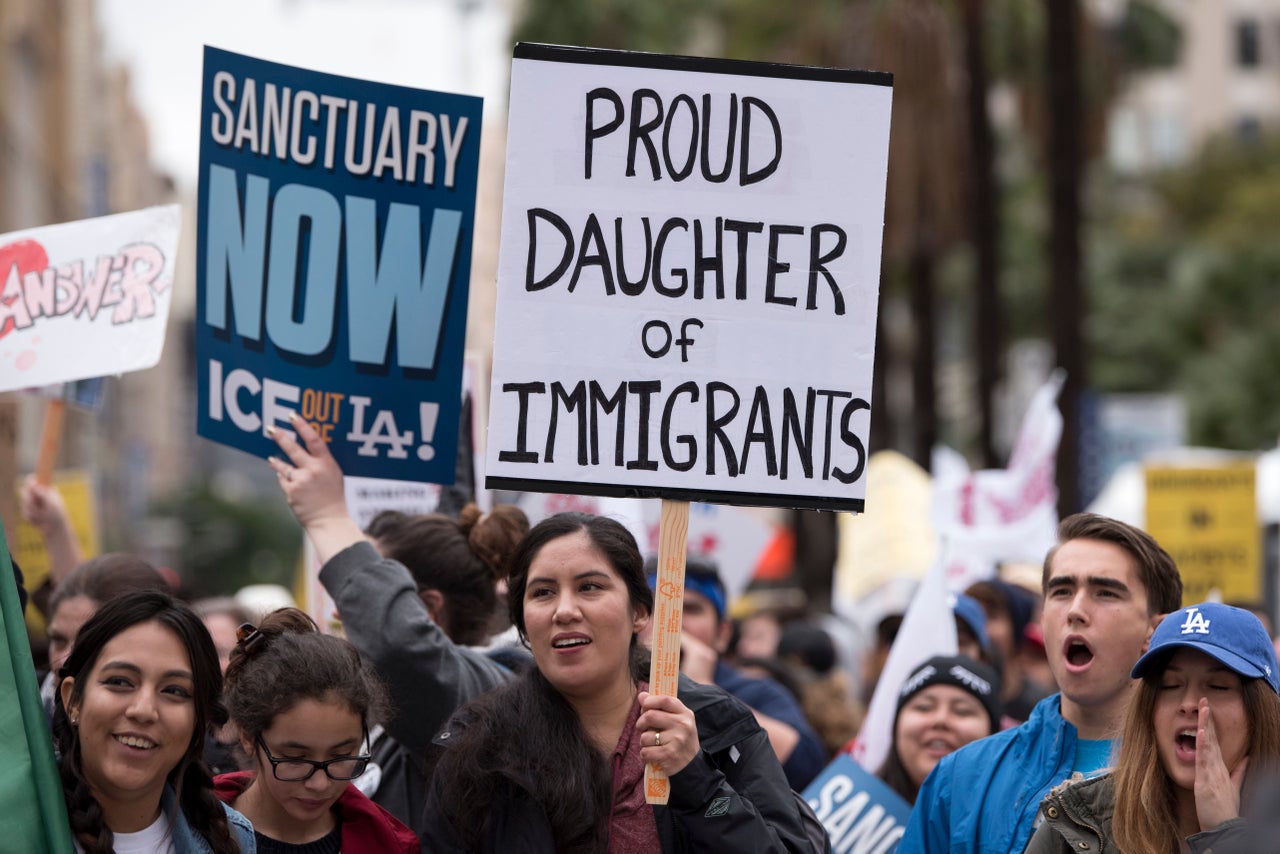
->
[53,589,255,854]
[877,655,1001,805]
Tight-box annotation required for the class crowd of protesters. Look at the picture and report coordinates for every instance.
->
[9,419,1280,852]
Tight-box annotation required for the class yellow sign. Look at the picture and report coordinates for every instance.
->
[13,470,100,631]
[1145,464,1259,605]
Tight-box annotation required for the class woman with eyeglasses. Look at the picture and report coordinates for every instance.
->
[213,608,418,854]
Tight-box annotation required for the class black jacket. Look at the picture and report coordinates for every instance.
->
[421,674,826,853]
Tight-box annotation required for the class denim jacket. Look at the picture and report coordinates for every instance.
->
[71,787,255,854]
[163,785,256,854]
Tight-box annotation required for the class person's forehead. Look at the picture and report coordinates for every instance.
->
[913,683,982,705]
[683,588,715,609]
[51,595,97,630]
[1049,538,1144,588]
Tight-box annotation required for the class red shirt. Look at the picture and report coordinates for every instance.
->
[607,684,661,853]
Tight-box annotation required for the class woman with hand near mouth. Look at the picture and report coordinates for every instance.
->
[53,589,255,853]
[1027,602,1280,854]
[421,512,819,852]
[877,655,1002,805]
[214,608,418,854]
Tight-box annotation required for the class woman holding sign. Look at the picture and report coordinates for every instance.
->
[1025,602,1280,854]
[418,512,820,852]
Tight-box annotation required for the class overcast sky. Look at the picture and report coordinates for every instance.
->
[96,0,513,190]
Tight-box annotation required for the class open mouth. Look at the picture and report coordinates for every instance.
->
[1065,638,1094,668]
[114,734,157,750]
[552,637,590,649]
[922,738,955,755]
[1175,729,1197,760]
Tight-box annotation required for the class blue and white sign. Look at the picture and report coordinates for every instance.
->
[196,47,482,481]
[802,753,910,854]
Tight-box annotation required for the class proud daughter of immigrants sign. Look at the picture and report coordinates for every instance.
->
[485,44,892,511]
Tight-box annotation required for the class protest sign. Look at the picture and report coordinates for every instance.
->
[0,205,179,393]
[1146,462,1260,603]
[484,44,892,511]
[803,752,909,854]
[196,47,482,482]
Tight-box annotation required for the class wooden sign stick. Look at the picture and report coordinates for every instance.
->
[645,498,690,805]
[35,398,66,486]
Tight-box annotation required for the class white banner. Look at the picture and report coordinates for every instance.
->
[0,205,180,392]
[848,553,957,774]
[932,371,1064,591]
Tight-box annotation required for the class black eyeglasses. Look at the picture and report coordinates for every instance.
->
[254,730,371,782]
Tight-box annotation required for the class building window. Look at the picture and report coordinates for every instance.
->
[1236,19,1261,68]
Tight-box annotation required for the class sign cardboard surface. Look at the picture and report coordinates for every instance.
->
[485,45,892,511]
[803,752,909,853]
[196,47,482,482]
[0,206,179,392]
[1146,463,1260,603]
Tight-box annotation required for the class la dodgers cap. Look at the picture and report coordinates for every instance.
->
[1132,602,1279,695]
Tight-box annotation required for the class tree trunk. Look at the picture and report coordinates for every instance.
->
[911,246,937,467]
[961,0,1002,468]
[1047,0,1084,515]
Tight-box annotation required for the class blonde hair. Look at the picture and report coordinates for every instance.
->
[1113,668,1280,854]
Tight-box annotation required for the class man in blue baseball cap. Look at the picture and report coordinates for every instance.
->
[642,554,826,790]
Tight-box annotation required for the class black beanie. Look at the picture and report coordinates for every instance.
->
[896,654,1002,730]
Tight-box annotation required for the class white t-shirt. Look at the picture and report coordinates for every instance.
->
[73,810,176,854]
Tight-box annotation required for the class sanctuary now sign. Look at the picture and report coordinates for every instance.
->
[485,44,893,511]
[195,48,482,482]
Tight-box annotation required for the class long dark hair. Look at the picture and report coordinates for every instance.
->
[366,502,528,645]
[432,512,653,852]
[222,607,389,743]
[53,589,239,854]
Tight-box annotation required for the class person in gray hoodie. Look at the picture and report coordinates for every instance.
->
[267,412,527,837]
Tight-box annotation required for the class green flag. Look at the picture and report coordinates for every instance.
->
[0,530,72,852]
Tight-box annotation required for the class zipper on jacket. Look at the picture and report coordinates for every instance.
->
[1056,793,1105,853]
